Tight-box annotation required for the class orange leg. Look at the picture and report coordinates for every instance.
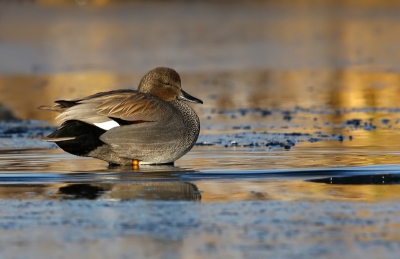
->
[132,159,139,170]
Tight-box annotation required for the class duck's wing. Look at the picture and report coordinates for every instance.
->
[48,89,172,130]
[38,89,136,112]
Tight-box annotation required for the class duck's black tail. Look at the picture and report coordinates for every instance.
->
[45,120,106,156]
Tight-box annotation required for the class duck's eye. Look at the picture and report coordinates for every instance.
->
[164,82,171,86]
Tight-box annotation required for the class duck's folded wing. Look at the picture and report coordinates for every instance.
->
[55,90,173,130]
[38,89,136,112]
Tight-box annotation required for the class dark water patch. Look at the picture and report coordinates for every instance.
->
[345,119,362,127]
[308,174,400,185]
[343,119,377,131]
[265,141,293,150]
[282,111,292,121]
[180,166,400,181]
[195,142,215,146]
[2,126,28,134]
[197,131,352,148]
[284,132,310,136]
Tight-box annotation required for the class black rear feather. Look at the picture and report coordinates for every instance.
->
[48,120,106,156]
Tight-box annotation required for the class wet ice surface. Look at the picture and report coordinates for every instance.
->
[1,199,400,258]
[0,120,56,148]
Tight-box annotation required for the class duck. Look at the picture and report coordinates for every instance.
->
[38,67,203,166]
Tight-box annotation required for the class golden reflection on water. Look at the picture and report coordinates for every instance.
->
[196,180,400,202]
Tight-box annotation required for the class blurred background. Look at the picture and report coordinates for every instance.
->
[0,0,400,121]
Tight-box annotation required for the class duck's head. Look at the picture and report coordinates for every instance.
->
[138,67,203,104]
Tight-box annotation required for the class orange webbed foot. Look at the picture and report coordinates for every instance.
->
[132,159,139,170]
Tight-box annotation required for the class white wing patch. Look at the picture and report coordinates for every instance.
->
[94,120,120,130]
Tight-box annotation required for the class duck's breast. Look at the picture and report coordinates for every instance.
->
[98,100,200,164]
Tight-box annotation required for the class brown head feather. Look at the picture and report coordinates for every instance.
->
[138,67,181,101]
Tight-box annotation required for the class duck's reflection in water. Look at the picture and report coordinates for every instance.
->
[0,164,201,201]
[58,182,201,201]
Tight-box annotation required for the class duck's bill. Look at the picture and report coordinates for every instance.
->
[178,90,203,104]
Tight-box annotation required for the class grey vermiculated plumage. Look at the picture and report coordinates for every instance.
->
[91,99,200,165]
[39,67,202,165]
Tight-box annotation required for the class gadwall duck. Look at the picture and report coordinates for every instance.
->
[39,67,202,166]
